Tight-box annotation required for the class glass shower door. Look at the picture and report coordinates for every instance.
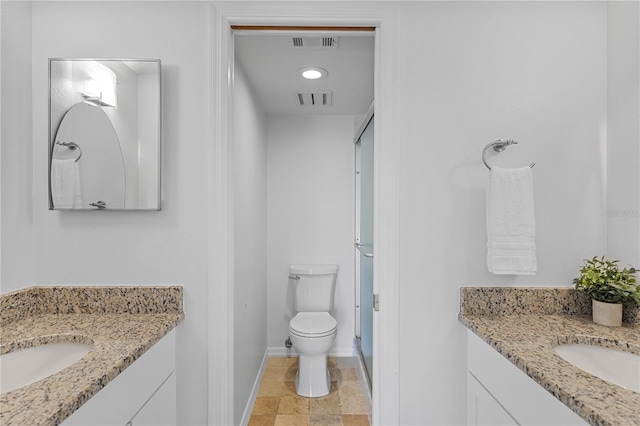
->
[357,116,374,385]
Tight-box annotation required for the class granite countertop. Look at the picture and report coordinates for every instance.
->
[0,286,184,426]
[459,287,640,426]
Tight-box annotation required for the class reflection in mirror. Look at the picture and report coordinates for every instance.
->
[49,58,162,210]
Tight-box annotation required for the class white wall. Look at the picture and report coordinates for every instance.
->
[266,115,355,356]
[3,2,638,425]
[397,2,607,424]
[606,1,640,267]
[27,3,211,424]
[1,1,34,291]
[233,61,268,424]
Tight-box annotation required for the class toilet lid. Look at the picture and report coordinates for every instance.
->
[289,312,337,337]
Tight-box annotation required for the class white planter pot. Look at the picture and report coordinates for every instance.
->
[592,299,623,327]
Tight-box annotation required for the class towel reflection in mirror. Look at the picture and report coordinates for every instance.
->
[51,157,83,209]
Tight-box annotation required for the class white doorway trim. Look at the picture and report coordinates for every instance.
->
[208,3,401,425]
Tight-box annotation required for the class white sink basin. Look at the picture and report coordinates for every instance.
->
[554,344,640,393]
[0,342,92,394]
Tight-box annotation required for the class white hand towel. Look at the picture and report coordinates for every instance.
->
[51,159,83,209]
[486,166,537,275]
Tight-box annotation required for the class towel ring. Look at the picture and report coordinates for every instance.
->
[482,139,535,170]
[56,141,82,163]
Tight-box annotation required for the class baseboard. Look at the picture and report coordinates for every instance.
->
[238,349,269,426]
[267,346,354,357]
[267,346,298,357]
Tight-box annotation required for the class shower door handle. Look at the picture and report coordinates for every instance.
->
[355,242,373,257]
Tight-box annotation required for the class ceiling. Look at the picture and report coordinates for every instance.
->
[234,32,374,116]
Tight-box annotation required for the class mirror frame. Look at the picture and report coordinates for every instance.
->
[48,58,162,211]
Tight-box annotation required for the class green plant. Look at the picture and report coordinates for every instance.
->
[573,256,639,305]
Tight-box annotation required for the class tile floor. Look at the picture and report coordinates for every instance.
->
[248,356,371,426]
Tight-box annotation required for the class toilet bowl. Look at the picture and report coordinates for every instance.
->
[289,312,337,397]
[288,264,339,398]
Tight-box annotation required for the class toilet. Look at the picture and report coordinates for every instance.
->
[288,264,339,398]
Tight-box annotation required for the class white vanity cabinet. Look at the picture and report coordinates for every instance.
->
[63,329,176,426]
[466,330,587,426]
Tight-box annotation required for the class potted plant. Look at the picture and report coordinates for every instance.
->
[573,256,639,326]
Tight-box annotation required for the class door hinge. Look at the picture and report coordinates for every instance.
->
[373,294,380,312]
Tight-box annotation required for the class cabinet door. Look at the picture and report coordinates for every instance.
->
[129,371,176,426]
[62,329,176,426]
[467,331,587,426]
[468,372,518,426]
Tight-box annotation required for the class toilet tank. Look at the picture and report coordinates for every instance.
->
[290,264,339,312]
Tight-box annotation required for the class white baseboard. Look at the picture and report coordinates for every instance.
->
[238,349,269,426]
[267,346,353,357]
[267,346,298,357]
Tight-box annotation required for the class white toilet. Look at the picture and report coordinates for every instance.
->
[288,264,338,398]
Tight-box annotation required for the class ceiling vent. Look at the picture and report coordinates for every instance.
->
[289,36,339,49]
[296,91,333,107]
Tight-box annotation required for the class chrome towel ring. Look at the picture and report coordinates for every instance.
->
[482,139,535,170]
[56,141,83,163]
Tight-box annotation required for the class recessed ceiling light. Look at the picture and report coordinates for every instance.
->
[299,67,328,80]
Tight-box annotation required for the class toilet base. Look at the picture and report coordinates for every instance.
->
[295,354,331,397]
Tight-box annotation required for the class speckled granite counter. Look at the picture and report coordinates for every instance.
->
[0,286,184,426]
[459,287,640,426]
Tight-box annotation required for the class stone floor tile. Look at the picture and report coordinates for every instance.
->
[337,380,363,396]
[282,380,298,396]
[265,357,288,371]
[309,390,341,415]
[284,364,298,381]
[253,397,280,415]
[341,414,370,426]
[263,368,286,381]
[258,380,288,397]
[333,357,356,368]
[339,395,368,415]
[274,414,309,426]
[331,368,359,385]
[278,394,310,415]
[309,414,343,425]
[285,356,298,366]
[248,414,277,426]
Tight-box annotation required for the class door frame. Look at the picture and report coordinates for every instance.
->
[208,3,401,425]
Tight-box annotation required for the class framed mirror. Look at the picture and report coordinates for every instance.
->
[49,58,162,210]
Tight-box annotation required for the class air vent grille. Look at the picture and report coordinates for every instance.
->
[322,37,337,47]
[289,36,339,49]
[296,91,333,107]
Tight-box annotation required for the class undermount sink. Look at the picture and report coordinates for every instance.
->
[554,344,640,393]
[0,342,92,394]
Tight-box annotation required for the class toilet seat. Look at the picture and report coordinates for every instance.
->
[289,312,337,338]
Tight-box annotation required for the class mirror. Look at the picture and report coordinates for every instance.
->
[49,58,162,210]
